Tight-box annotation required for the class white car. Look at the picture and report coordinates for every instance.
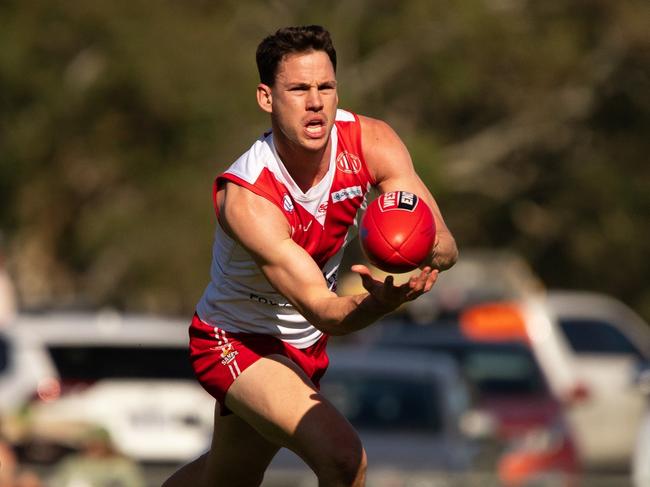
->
[473,290,650,469]
[0,310,214,463]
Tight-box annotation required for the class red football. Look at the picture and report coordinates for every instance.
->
[359,191,436,273]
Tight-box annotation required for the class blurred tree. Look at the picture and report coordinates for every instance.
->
[0,0,648,321]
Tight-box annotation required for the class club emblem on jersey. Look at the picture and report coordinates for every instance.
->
[282,194,294,213]
[336,151,361,174]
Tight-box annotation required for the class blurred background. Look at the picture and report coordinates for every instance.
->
[1,1,649,486]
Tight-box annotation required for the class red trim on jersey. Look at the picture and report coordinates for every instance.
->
[343,112,376,187]
[213,171,288,227]
[217,172,284,213]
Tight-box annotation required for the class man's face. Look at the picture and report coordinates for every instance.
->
[260,50,338,153]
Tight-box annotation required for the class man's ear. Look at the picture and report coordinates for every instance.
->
[256,84,273,113]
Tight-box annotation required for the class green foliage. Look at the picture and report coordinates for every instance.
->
[1,0,649,321]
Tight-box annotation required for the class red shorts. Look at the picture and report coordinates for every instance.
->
[189,313,329,415]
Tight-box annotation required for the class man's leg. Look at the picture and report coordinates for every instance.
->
[221,354,367,486]
[164,353,366,487]
[161,403,280,487]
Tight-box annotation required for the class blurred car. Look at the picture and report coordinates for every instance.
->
[464,291,650,470]
[0,310,214,463]
[266,346,479,486]
[356,315,579,486]
[522,291,649,471]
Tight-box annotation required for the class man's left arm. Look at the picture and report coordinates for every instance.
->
[360,115,458,271]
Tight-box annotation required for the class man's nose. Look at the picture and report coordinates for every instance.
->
[306,87,323,111]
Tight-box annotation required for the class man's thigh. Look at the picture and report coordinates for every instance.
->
[223,354,363,473]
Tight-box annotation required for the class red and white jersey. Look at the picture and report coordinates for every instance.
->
[196,109,375,348]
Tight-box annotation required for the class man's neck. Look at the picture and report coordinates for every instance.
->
[275,138,331,193]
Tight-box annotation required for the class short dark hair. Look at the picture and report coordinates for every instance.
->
[256,25,337,86]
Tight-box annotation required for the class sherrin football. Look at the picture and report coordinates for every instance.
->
[359,191,436,273]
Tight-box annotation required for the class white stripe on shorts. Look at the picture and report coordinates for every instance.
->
[227,363,237,380]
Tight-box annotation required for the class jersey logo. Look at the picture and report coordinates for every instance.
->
[331,185,363,203]
[282,194,294,213]
[317,202,328,214]
[379,191,419,212]
[336,151,361,174]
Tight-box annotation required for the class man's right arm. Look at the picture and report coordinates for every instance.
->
[216,182,437,335]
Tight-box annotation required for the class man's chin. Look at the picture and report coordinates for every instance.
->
[297,136,329,153]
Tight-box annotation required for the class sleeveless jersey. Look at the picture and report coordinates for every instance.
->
[195,109,375,348]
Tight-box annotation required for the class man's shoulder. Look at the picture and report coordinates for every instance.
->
[334,109,381,126]
[335,110,392,142]
[352,114,395,145]
[335,108,357,122]
[222,134,274,184]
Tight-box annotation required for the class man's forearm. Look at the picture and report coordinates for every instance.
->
[306,293,397,337]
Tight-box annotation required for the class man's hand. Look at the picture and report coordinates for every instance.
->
[351,264,439,311]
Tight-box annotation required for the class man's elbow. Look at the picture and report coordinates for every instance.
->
[441,247,459,271]
[436,237,459,271]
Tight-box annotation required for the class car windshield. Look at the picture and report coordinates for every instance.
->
[369,318,549,397]
[378,338,547,397]
[559,318,644,357]
[460,348,546,396]
[321,372,442,433]
[47,345,195,380]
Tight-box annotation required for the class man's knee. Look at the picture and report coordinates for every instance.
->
[336,445,367,485]
[318,435,367,485]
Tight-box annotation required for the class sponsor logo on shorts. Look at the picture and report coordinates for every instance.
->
[331,185,362,203]
[379,191,418,212]
[209,343,240,366]
[336,151,361,174]
[212,329,242,379]
[218,343,239,365]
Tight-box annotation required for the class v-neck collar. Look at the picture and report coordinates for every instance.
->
[269,125,338,203]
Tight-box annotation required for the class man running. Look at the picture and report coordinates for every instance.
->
[163,25,457,487]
